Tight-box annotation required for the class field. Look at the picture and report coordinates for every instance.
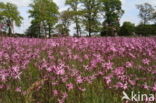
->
[0,37,156,103]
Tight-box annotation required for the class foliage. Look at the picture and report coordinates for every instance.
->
[65,0,83,36]
[151,8,156,24]
[136,3,155,24]
[29,0,59,37]
[55,10,73,36]
[80,0,101,36]
[135,24,156,36]
[100,0,124,36]
[100,26,118,36]
[0,2,23,35]
[25,20,41,38]
[119,22,136,36]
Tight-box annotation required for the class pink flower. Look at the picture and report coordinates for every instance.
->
[56,69,65,75]
[62,92,68,99]
[125,62,133,68]
[0,84,4,89]
[84,54,89,59]
[58,99,64,103]
[142,58,150,65]
[143,83,149,90]
[1,74,7,82]
[76,76,83,84]
[52,82,59,86]
[46,67,52,72]
[12,66,19,73]
[128,79,136,86]
[55,64,65,75]
[102,62,113,70]
[110,46,117,52]
[66,83,74,90]
[104,75,112,85]
[53,90,59,96]
[61,77,68,83]
[152,84,156,92]
[78,87,86,92]
[115,82,128,90]
[113,67,125,76]
[15,87,21,92]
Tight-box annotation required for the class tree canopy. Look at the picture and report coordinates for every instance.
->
[137,3,155,24]
[100,0,124,36]
[29,0,59,37]
[0,2,23,35]
[1,0,156,37]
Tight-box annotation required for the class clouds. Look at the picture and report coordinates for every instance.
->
[0,0,31,7]
[120,0,156,25]
[0,0,66,8]
[0,0,155,10]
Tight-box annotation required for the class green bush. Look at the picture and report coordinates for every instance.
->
[119,22,135,36]
[101,26,119,36]
[135,24,156,36]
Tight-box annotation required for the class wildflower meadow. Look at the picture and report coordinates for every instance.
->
[0,37,156,103]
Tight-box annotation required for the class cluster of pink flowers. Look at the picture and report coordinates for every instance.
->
[0,37,156,102]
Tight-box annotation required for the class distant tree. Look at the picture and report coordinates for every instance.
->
[100,0,124,36]
[119,21,135,36]
[151,8,156,24]
[55,24,67,35]
[136,24,156,36]
[137,3,155,25]
[0,3,6,31]
[80,0,101,37]
[55,10,72,36]
[29,0,59,37]
[65,0,83,36]
[0,2,23,35]
[25,20,40,38]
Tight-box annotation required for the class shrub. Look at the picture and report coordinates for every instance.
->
[101,26,118,36]
[135,24,156,36]
[119,22,135,36]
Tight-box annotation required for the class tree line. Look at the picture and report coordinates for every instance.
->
[0,0,156,37]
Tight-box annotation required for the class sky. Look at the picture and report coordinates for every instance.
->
[0,0,156,34]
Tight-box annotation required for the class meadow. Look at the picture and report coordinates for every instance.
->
[0,37,156,103]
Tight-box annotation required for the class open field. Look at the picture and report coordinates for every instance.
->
[0,37,156,103]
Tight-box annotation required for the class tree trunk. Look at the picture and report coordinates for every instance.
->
[7,19,12,36]
[76,23,79,36]
[88,10,92,37]
[88,19,91,37]
[8,26,12,36]
[79,25,81,37]
[75,16,80,37]
[48,24,51,38]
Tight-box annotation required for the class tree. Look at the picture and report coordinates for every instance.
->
[65,0,83,36]
[25,20,41,38]
[152,13,156,24]
[100,0,124,36]
[29,0,59,37]
[119,21,135,36]
[151,8,156,24]
[0,2,23,35]
[135,24,156,36]
[55,10,72,36]
[80,0,101,36]
[137,3,155,25]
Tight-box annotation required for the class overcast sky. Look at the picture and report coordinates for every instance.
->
[0,0,156,34]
